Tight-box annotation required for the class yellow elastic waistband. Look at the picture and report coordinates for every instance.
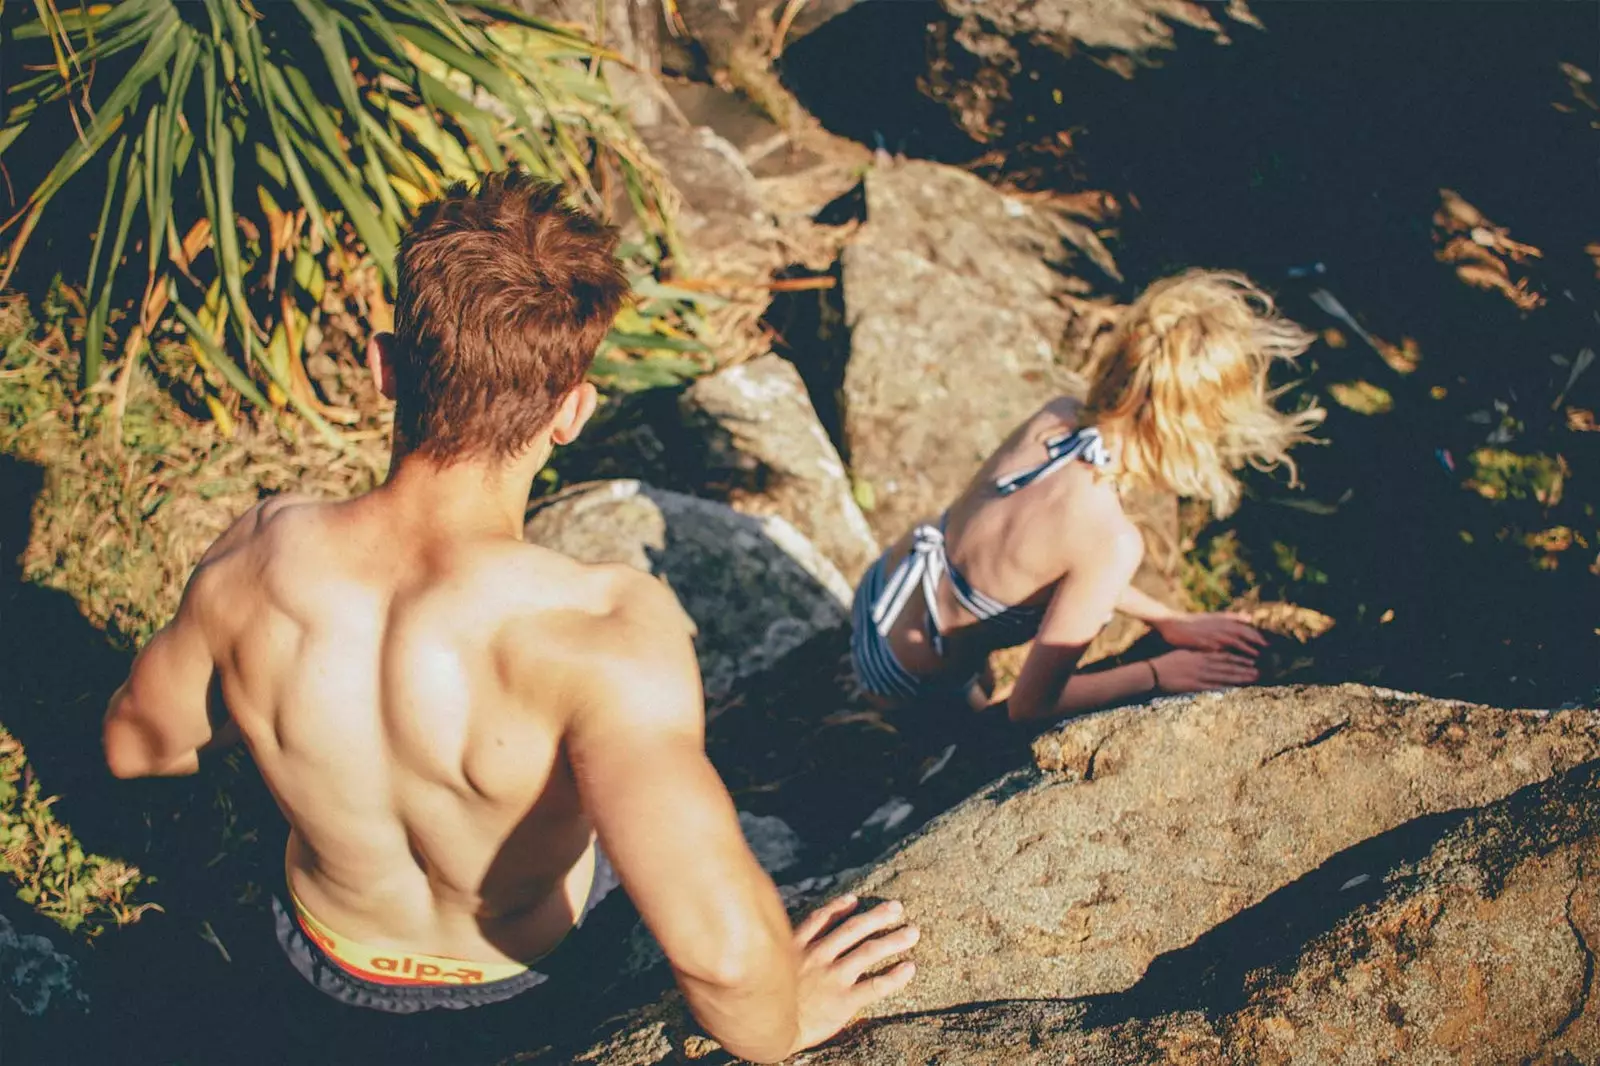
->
[289,888,530,986]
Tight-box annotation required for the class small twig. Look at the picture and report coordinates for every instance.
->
[670,275,836,294]
[199,920,233,963]
[770,0,809,60]
[660,0,687,37]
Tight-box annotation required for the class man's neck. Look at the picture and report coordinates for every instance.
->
[373,441,551,540]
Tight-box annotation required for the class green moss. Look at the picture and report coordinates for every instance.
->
[1464,448,1568,506]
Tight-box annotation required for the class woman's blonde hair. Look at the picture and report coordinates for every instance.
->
[1082,269,1325,517]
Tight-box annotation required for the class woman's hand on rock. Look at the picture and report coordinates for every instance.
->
[1153,612,1269,657]
[1151,649,1261,693]
[790,895,919,1054]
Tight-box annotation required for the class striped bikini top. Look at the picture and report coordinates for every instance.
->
[869,426,1112,655]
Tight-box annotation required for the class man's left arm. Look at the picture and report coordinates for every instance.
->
[102,504,270,779]
[103,587,231,779]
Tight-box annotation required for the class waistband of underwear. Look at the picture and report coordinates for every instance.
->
[289,887,531,986]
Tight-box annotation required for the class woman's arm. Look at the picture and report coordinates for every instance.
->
[1115,583,1183,626]
[1007,528,1145,724]
[1034,660,1160,720]
[1006,532,1261,725]
[1118,582,1267,657]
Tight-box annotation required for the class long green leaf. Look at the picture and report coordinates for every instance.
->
[282,120,398,280]
[148,32,198,274]
[172,299,273,412]
[86,142,147,386]
[601,331,709,354]
[253,66,329,242]
[395,21,555,173]
[84,135,131,385]
[206,79,254,355]
[6,6,179,229]
[291,0,363,118]
[11,2,141,41]
[415,70,507,171]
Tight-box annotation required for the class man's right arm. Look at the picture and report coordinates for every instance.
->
[553,575,917,1061]
[559,578,801,1061]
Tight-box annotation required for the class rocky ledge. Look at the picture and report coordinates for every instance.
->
[533,683,1600,1064]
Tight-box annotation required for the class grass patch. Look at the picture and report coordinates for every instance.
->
[0,728,152,935]
[1463,447,1568,506]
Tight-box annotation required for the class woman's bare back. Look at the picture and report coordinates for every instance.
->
[877,398,1134,678]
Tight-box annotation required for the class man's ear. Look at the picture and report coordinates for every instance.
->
[551,381,598,446]
[366,333,397,401]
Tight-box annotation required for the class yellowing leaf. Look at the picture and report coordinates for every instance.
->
[1326,380,1394,416]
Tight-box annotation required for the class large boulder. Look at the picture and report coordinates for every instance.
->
[851,684,1600,1014]
[657,0,863,133]
[549,683,1600,1063]
[680,354,880,581]
[927,0,1259,140]
[943,0,1246,62]
[839,159,1114,545]
[638,123,781,285]
[522,480,851,703]
[743,757,1600,1064]
[546,356,879,581]
[661,80,872,224]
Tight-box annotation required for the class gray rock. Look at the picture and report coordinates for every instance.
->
[801,758,1600,1065]
[662,80,871,222]
[737,811,803,875]
[681,354,880,581]
[549,684,1600,1063]
[0,913,86,1017]
[929,0,1257,139]
[522,480,850,703]
[839,160,1100,547]
[658,0,862,120]
[945,0,1243,59]
[638,123,780,279]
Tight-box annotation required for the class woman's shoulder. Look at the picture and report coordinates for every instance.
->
[1049,465,1139,546]
[1037,394,1086,429]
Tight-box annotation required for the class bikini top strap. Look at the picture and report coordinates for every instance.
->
[993,426,1111,497]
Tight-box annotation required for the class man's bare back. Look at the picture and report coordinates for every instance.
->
[187,491,661,965]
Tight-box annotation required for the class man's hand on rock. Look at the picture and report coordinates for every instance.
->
[789,894,918,1054]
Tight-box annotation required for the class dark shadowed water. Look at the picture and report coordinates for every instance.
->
[782,0,1600,708]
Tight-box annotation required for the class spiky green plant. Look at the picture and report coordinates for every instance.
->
[0,0,700,439]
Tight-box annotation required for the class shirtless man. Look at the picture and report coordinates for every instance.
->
[102,172,917,1062]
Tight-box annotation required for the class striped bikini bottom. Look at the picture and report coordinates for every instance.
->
[849,548,982,704]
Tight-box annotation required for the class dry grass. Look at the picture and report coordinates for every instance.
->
[1,295,387,647]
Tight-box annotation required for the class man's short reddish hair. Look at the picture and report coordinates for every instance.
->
[389,171,627,461]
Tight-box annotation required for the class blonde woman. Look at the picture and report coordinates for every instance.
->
[850,269,1325,725]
